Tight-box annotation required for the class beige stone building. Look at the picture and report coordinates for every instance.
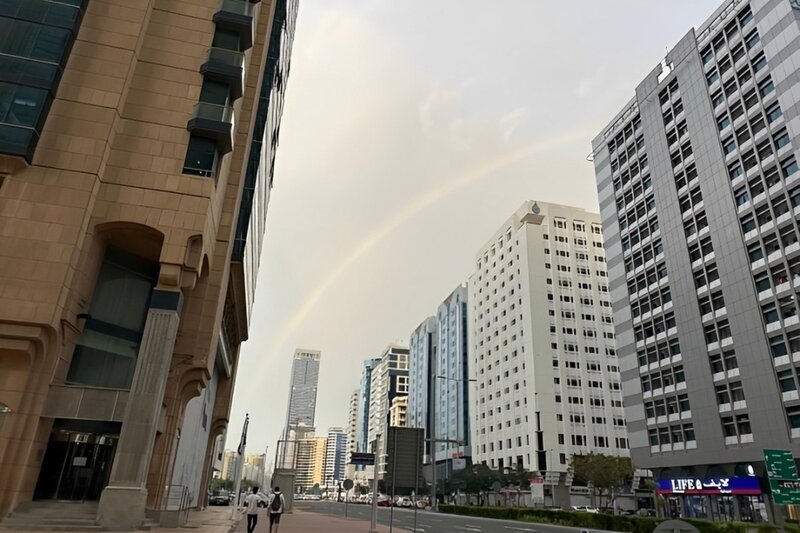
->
[0,0,297,528]
[294,436,326,493]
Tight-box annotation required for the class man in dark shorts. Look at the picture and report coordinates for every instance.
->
[267,486,285,533]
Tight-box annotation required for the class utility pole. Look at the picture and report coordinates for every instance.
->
[231,414,249,520]
[368,433,380,533]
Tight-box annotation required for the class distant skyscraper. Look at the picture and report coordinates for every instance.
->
[367,343,410,478]
[324,427,348,486]
[592,0,800,521]
[345,389,359,479]
[356,358,381,453]
[294,436,327,492]
[221,450,239,482]
[409,317,437,459]
[470,201,628,506]
[409,284,472,476]
[285,349,322,430]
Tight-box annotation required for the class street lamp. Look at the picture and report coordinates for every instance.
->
[430,374,477,512]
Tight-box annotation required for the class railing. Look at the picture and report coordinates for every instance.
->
[206,47,245,69]
[218,0,254,17]
[162,484,191,525]
[192,102,234,124]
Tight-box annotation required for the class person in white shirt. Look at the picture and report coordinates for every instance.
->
[242,486,260,533]
[267,486,286,533]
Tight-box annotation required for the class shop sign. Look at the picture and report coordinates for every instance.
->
[656,476,761,495]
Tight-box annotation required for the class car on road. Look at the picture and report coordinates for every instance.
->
[376,496,391,507]
[571,505,599,513]
[396,497,413,508]
[209,492,231,506]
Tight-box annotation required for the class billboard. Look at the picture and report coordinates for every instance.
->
[656,477,762,495]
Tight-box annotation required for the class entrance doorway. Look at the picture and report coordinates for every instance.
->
[34,419,121,501]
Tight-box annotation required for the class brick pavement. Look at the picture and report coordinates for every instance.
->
[233,509,392,533]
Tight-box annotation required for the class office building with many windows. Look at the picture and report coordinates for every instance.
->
[408,285,472,481]
[591,0,800,521]
[470,201,628,507]
[0,0,298,528]
[366,344,410,478]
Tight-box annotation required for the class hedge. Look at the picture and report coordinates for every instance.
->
[437,505,780,533]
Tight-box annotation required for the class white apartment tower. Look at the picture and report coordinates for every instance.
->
[470,201,628,505]
[345,388,359,479]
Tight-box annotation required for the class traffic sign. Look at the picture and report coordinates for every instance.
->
[343,479,354,491]
[350,452,375,466]
[764,449,800,504]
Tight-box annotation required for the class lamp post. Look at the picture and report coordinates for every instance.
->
[368,434,381,533]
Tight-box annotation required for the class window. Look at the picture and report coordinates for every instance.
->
[759,78,775,98]
[782,156,799,178]
[707,69,720,86]
[767,103,783,123]
[66,247,158,389]
[183,135,219,177]
[745,30,760,50]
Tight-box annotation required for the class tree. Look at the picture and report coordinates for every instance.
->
[570,453,633,511]
[309,483,322,495]
[210,479,234,493]
[357,484,369,495]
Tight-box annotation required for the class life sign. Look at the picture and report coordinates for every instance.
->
[656,477,761,495]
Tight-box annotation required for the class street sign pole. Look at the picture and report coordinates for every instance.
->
[343,479,354,519]
[369,434,380,533]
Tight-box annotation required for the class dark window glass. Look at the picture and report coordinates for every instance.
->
[212,28,241,51]
[0,81,47,127]
[0,18,70,63]
[199,79,230,106]
[66,248,157,389]
[183,135,218,177]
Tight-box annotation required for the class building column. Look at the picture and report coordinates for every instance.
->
[98,290,182,530]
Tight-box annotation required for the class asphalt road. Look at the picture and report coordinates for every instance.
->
[294,501,614,533]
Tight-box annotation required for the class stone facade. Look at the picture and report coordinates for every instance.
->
[0,0,297,526]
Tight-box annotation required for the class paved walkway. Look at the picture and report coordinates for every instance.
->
[233,509,392,533]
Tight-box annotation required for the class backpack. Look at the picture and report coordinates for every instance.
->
[270,493,282,512]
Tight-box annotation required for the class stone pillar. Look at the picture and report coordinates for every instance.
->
[98,290,182,530]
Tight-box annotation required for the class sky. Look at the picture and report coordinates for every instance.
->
[226,0,723,458]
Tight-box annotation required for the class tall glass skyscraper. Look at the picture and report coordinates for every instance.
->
[285,349,322,430]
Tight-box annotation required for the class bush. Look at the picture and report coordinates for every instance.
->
[437,505,779,533]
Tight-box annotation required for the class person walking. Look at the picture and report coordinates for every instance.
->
[267,486,285,533]
[242,486,260,533]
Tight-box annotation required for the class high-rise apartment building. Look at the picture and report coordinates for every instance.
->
[409,317,438,458]
[389,396,408,427]
[323,427,347,487]
[356,358,381,453]
[408,285,472,477]
[470,201,628,506]
[285,349,322,430]
[0,0,297,528]
[367,344,410,478]
[345,389,359,479]
[591,0,800,522]
[294,436,326,493]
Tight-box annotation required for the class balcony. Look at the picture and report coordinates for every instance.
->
[200,47,245,100]
[213,0,257,49]
[186,102,235,153]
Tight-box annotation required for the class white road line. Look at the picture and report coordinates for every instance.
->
[503,527,538,532]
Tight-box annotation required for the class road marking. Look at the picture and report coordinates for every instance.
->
[503,527,538,532]
[463,526,482,531]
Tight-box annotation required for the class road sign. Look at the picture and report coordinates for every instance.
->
[350,452,375,466]
[764,449,800,505]
[343,479,354,491]
[530,477,544,504]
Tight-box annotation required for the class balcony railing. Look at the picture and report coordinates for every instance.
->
[207,47,245,68]
[193,102,234,123]
[200,47,246,100]
[187,102,235,153]
[219,0,254,17]
[214,0,256,49]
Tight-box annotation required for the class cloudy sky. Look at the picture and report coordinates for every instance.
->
[226,0,722,457]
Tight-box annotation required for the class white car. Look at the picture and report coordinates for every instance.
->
[572,505,599,513]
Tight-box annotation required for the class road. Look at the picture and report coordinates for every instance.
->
[294,501,614,533]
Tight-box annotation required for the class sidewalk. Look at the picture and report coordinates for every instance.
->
[233,509,391,533]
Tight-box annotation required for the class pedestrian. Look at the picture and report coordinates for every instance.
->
[242,486,260,533]
[267,486,285,533]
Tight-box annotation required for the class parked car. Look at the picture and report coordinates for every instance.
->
[376,496,391,507]
[256,492,269,507]
[396,497,412,508]
[572,505,599,513]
